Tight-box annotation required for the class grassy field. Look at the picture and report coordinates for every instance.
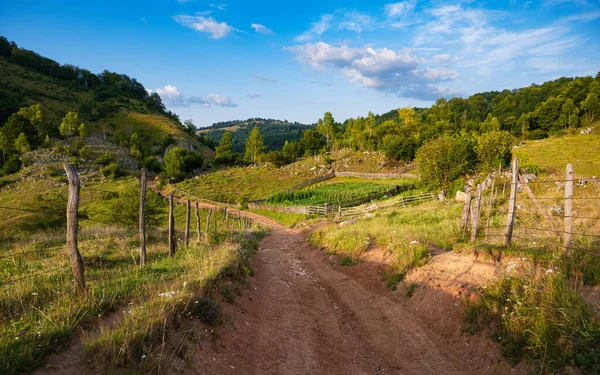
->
[514,123,600,177]
[176,165,313,204]
[0,187,264,374]
[309,201,461,279]
[266,182,397,206]
[247,209,308,228]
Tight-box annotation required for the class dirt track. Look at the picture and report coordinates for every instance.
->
[183,214,525,375]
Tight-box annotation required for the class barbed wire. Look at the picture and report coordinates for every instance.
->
[487,225,600,239]
[484,234,598,253]
[0,266,66,287]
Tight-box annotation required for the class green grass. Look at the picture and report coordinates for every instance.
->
[177,164,313,204]
[266,181,407,206]
[309,201,460,284]
[248,209,307,228]
[514,123,600,176]
[467,256,600,372]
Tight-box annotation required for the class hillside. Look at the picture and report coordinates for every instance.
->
[0,40,214,160]
[198,118,315,153]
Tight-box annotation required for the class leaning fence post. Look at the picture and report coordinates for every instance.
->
[64,163,85,292]
[139,168,147,267]
[485,177,495,241]
[504,158,519,245]
[168,194,176,257]
[184,200,191,247]
[195,202,201,244]
[470,184,483,243]
[205,209,212,239]
[563,163,574,257]
[214,207,218,234]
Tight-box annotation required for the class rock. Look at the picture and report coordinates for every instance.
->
[339,218,356,227]
[455,191,468,202]
[580,127,593,134]
[551,206,563,214]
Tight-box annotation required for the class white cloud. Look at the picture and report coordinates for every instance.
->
[338,12,374,32]
[285,42,459,100]
[251,23,274,35]
[385,1,416,18]
[247,94,261,98]
[253,74,278,83]
[150,85,237,108]
[295,14,334,42]
[173,14,234,39]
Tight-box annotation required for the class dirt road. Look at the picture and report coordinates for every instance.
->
[184,216,522,375]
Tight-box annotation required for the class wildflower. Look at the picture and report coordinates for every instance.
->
[141,355,146,359]
[546,269,554,274]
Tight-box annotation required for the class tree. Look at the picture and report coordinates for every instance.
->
[479,113,501,133]
[215,132,240,165]
[14,133,30,154]
[59,111,82,137]
[415,134,476,190]
[300,129,325,156]
[475,131,513,172]
[282,140,301,162]
[398,106,417,127]
[581,91,599,125]
[316,112,339,151]
[244,126,265,163]
[108,184,166,228]
[164,147,188,181]
[183,119,197,134]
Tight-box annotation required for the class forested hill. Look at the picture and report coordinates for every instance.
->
[372,73,599,139]
[0,35,214,164]
[198,118,315,153]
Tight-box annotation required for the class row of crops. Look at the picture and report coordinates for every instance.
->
[265,181,417,207]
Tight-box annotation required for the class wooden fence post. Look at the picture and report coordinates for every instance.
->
[183,200,190,247]
[168,194,176,257]
[205,209,212,239]
[139,168,147,267]
[504,158,519,245]
[195,202,200,244]
[214,207,218,234]
[564,163,574,257]
[222,207,227,223]
[460,191,472,230]
[470,184,483,243]
[64,163,85,293]
[338,203,341,219]
[484,177,495,240]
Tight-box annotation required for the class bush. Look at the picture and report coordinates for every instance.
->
[475,130,513,172]
[415,134,476,190]
[106,184,166,227]
[101,162,123,179]
[0,155,22,176]
[96,150,114,165]
[164,147,187,181]
[142,155,161,173]
[527,129,548,140]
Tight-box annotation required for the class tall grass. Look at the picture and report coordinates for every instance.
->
[309,201,461,278]
[0,224,265,374]
[467,256,600,372]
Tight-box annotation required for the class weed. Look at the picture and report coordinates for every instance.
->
[406,283,419,298]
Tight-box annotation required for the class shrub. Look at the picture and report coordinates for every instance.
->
[101,162,123,179]
[415,134,476,190]
[0,155,22,176]
[142,155,161,173]
[475,130,513,172]
[106,184,166,227]
[96,150,114,165]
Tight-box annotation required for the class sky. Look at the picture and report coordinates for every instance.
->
[1,0,599,127]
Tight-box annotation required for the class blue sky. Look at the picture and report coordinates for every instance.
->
[1,0,599,127]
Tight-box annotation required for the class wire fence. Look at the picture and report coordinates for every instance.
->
[465,163,600,255]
